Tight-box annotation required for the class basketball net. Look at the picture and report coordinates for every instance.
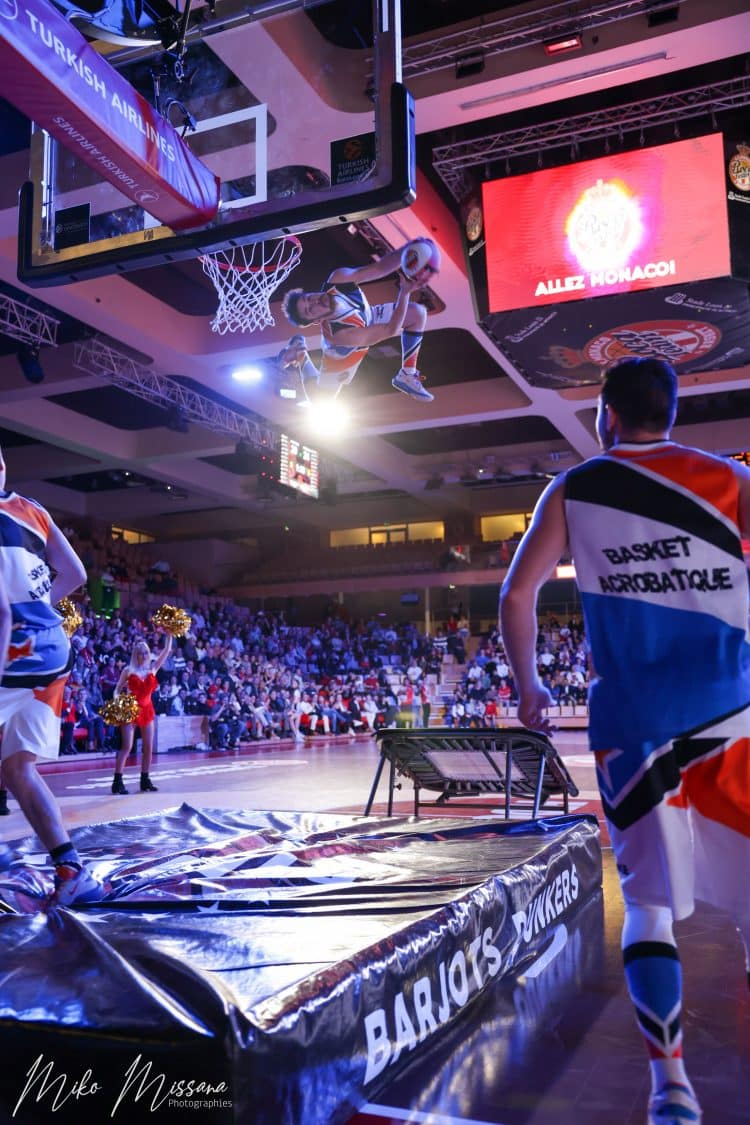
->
[200,235,302,334]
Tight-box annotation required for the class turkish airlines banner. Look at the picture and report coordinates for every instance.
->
[0,0,220,230]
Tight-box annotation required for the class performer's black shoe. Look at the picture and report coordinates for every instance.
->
[140,774,158,792]
[111,775,128,795]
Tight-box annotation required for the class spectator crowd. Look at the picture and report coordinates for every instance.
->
[442,617,590,728]
[53,526,591,755]
[60,598,447,753]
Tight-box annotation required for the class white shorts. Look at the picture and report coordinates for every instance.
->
[0,674,68,762]
[602,706,750,921]
[320,303,396,389]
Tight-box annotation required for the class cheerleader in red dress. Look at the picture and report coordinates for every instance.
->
[111,633,172,794]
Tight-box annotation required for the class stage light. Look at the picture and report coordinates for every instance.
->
[231,364,263,384]
[460,51,667,111]
[647,5,678,27]
[307,397,350,437]
[17,344,44,384]
[165,404,189,433]
[543,34,582,56]
[455,50,484,79]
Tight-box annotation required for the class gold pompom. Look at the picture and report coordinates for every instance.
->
[100,693,139,726]
[152,603,192,637]
[57,597,83,638]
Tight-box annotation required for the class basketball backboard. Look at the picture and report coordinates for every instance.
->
[18,0,414,285]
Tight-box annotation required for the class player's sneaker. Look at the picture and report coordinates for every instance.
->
[51,863,106,908]
[648,1083,702,1124]
[392,369,434,402]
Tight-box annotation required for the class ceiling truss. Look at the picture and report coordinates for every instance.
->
[73,336,277,448]
[0,294,59,349]
[432,73,750,199]
[403,0,687,80]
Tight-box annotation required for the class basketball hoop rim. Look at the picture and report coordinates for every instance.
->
[199,235,302,275]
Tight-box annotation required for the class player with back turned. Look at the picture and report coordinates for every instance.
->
[0,444,104,906]
[499,356,750,1125]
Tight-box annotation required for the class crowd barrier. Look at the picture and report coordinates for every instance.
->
[155,714,209,751]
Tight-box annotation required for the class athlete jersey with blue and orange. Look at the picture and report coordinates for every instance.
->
[564,441,750,757]
[319,277,373,383]
[0,490,70,688]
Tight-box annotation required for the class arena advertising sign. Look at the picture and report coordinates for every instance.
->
[483,277,750,388]
[725,131,750,282]
[482,133,731,313]
[0,0,220,230]
[0,805,601,1124]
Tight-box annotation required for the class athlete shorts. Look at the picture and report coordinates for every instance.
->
[323,303,396,389]
[0,674,68,762]
[598,704,750,921]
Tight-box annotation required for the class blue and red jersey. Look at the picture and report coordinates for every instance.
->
[564,441,750,754]
[0,491,70,687]
[319,277,373,381]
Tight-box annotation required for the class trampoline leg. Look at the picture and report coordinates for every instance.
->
[533,756,546,818]
[364,752,387,815]
[387,757,397,816]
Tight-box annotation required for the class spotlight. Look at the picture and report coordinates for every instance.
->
[455,50,485,79]
[647,5,678,28]
[306,397,350,437]
[165,404,189,433]
[17,344,44,384]
[231,364,263,384]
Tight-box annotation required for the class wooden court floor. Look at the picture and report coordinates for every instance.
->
[0,731,747,1125]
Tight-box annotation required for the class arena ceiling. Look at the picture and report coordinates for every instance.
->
[0,0,749,558]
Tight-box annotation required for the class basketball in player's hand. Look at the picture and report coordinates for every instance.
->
[400,238,441,281]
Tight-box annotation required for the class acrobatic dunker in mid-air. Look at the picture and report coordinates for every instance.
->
[279,238,441,404]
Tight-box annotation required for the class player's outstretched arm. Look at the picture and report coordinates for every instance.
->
[499,476,569,732]
[152,633,173,674]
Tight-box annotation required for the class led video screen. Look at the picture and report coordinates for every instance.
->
[482,133,731,313]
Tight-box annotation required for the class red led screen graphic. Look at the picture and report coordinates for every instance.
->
[482,133,731,313]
